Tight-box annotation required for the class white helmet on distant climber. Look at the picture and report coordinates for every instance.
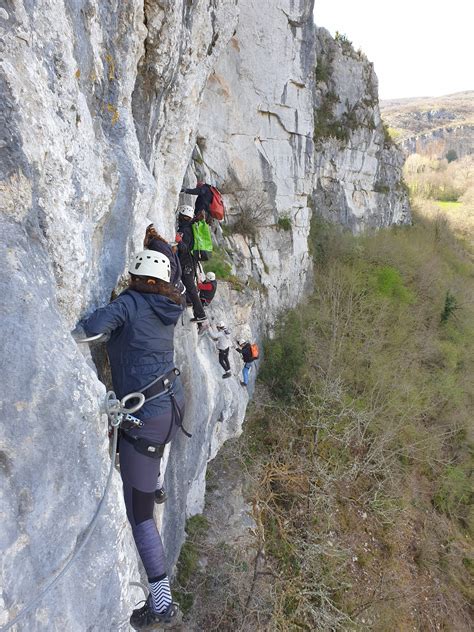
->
[130,250,171,282]
[177,205,194,218]
[206,271,216,282]
[217,321,226,329]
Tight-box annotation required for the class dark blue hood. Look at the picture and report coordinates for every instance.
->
[140,292,183,326]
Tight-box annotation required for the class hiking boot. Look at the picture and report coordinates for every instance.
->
[130,596,182,630]
[222,372,231,379]
[240,381,247,387]
[154,488,167,504]
[190,316,207,323]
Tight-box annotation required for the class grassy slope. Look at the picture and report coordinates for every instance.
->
[249,213,474,630]
[177,212,473,631]
[176,191,474,630]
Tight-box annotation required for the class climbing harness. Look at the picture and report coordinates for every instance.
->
[120,431,166,459]
[103,390,145,432]
[140,368,180,402]
[123,367,192,441]
[0,335,146,632]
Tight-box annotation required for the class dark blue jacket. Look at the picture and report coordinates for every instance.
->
[83,290,184,420]
[146,238,182,287]
[176,216,196,272]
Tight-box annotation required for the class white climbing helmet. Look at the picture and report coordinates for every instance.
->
[177,205,194,218]
[206,271,216,282]
[129,250,171,282]
[217,321,226,329]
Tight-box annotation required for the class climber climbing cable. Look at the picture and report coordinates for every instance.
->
[82,250,186,630]
[208,321,232,378]
[236,339,259,387]
[198,271,217,307]
[180,180,213,222]
[176,205,207,324]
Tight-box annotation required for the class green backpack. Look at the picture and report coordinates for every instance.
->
[192,220,213,260]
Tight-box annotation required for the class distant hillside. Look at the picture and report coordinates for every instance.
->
[380,91,474,158]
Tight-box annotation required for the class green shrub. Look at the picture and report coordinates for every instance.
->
[176,540,199,586]
[202,246,232,280]
[382,122,394,147]
[277,216,292,231]
[371,265,415,303]
[446,149,458,163]
[373,182,391,194]
[185,514,209,538]
[315,56,331,83]
[433,465,472,520]
[440,290,458,323]
[435,187,461,202]
[227,275,245,292]
[387,126,402,142]
[259,310,307,400]
[176,515,209,587]
[334,31,354,56]
[313,92,350,143]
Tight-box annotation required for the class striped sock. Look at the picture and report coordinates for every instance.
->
[149,574,172,614]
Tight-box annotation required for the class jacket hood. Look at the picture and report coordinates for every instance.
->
[138,292,183,325]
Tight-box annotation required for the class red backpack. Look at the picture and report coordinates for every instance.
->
[209,186,225,221]
[250,343,259,360]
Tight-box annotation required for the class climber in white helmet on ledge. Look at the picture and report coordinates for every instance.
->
[208,321,232,379]
[197,270,217,308]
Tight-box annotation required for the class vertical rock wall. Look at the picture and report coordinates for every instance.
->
[162,0,317,570]
[1,1,241,628]
[0,1,409,629]
[312,28,410,231]
[193,0,315,313]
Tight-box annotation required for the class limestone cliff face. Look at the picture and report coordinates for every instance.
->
[400,124,474,159]
[0,1,409,629]
[380,91,474,160]
[312,28,410,231]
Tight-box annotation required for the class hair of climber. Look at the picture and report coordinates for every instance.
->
[143,224,168,249]
[128,274,182,305]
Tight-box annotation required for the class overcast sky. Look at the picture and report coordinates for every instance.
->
[313,0,473,100]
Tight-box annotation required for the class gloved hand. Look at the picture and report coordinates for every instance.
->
[174,233,183,243]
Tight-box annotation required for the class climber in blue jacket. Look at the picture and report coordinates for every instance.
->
[83,250,185,630]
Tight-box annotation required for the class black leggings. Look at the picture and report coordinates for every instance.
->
[182,270,206,319]
[218,348,230,372]
[122,481,165,581]
[119,403,183,581]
